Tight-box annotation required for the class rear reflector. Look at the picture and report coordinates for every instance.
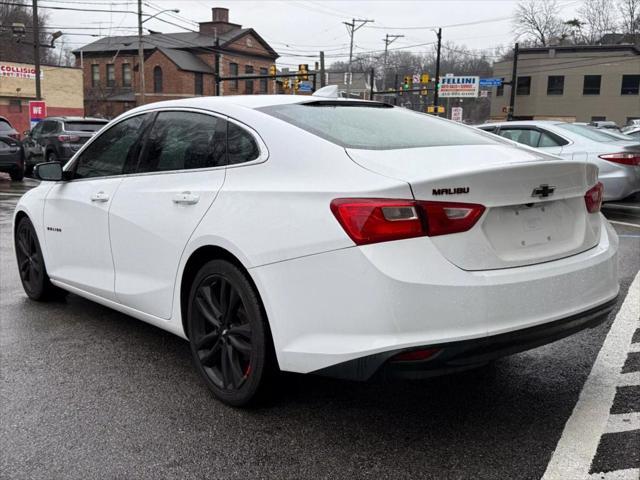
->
[330,198,485,245]
[584,182,604,213]
[598,153,640,166]
[58,134,80,143]
[391,348,441,362]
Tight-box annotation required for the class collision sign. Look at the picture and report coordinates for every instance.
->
[438,76,479,98]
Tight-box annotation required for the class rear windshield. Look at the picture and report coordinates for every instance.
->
[557,123,623,143]
[64,121,107,132]
[259,102,497,150]
[0,120,12,131]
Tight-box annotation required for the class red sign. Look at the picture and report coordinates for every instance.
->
[29,101,47,121]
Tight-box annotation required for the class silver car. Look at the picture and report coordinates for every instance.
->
[478,121,640,201]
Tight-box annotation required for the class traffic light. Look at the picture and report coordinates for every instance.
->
[268,65,277,77]
[420,73,430,84]
[294,77,300,90]
[283,78,290,91]
[298,64,309,81]
[403,75,412,91]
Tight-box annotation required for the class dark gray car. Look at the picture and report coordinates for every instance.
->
[22,117,108,172]
[0,135,25,181]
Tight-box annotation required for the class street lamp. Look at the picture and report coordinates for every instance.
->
[138,7,179,105]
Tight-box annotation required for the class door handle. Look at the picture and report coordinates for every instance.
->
[172,191,200,205]
[90,191,109,203]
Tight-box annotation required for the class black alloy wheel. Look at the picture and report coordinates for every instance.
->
[188,260,273,406]
[15,217,62,300]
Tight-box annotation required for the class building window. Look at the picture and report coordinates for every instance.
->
[194,72,203,95]
[153,66,163,93]
[9,99,21,113]
[106,64,115,87]
[591,116,606,122]
[245,65,254,94]
[229,63,238,89]
[621,75,640,95]
[547,75,564,95]
[516,76,531,95]
[122,63,132,87]
[91,64,100,87]
[496,78,505,96]
[583,75,601,95]
[259,67,268,93]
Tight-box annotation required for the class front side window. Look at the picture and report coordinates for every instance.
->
[91,64,100,87]
[122,63,132,87]
[516,76,531,95]
[621,75,640,95]
[106,64,115,87]
[74,114,149,179]
[229,63,238,89]
[227,122,260,165]
[547,76,564,95]
[260,102,496,150]
[583,75,601,95]
[137,111,226,173]
[41,121,59,135]
[154,66,163,93]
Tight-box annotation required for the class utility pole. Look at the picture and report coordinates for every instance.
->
[343,18,374,96]
[319,51,326,87]
[137,0,145,105]
[32,0,41,100]
[433,27,442,113]
[507,42,519,121]
[382,34,403,91]
[214,37,221,96]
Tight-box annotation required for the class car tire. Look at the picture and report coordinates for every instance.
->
[9,165,24,181]
[15,217,66,301]
[187,259,275,407]
[24,154,33,176]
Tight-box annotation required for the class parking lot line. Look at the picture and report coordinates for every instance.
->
[604,412,639,434]
[617,372,640,387]
[541,271,640,480]
[588,469,640,480]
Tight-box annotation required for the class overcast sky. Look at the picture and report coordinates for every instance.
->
[42,0,582,67]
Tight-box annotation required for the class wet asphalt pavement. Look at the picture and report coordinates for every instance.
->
[1,174,638,480]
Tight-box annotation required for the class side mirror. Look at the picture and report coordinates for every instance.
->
[34,162,63,182]
[23,130,30,137]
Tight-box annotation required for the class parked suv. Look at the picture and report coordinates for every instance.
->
[0,135,25,181]
[0,116,20,141]
[23,117,108,172]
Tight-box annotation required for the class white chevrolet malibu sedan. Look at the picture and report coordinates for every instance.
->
[14,94,619,406]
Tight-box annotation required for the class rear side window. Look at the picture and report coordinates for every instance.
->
[137,111,226,173]
[259,102,496,150]
[64,121,107,132]
[227,122,260,165]
[41,121,59,134]
[74,114,149,179]
[0,120,12,131]
[498,128,540,147]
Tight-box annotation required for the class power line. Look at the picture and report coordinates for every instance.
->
[364,16,513,30]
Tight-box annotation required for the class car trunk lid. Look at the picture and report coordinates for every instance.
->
[346,144,601,270]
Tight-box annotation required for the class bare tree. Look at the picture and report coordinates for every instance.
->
[0,0,56,65]
[513,0,567,46]
[578,0,618,43]
[618,0,640,34]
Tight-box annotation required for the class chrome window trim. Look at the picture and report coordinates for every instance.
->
[63,106,269,183]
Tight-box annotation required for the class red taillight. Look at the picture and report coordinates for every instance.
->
[330,198,485,245]
[584,182,604,213]
[599,153,640,166]
[391,348,441,362]
[58,134,80,143]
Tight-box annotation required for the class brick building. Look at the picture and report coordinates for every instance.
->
[73,7,279,118]
[0,61,84,136]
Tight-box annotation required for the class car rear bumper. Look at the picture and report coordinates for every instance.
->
[315,296,617,381]
[600,166,640,201]
[251,216,619,376]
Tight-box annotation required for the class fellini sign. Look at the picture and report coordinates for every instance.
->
[0,64,43,80]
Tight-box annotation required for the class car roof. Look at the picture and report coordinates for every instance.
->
[44,116,109,122]
[479,120,565,128]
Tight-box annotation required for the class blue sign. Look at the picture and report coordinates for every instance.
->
[298,81,313,92]
[480,78,503,87]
